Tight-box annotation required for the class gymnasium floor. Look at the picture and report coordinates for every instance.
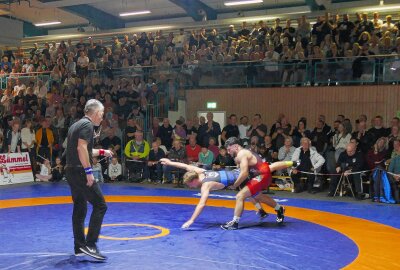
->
[0,182,399,270]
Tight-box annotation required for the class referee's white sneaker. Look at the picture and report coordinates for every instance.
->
[79,245,107,261]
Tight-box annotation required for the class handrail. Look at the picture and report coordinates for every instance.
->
[1,56,400,88]
[3,53,400,77]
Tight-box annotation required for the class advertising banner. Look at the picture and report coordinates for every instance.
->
[0,152,34,186]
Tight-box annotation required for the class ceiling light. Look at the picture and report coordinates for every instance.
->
[34,21,61,27]
[362,4,400,12]
[224,0,263,7]
[119,10,151,17]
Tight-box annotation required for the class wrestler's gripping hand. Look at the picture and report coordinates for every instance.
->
[104,149,113,157]
[226,185,236,190]
[160,158,171,165]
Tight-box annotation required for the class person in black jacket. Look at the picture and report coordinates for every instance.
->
[213,147,235,170]
[198,112,221,147]
[158,118,173,150]
[145,140,165,182]
[328,142,366,199]
[5,121,22,154]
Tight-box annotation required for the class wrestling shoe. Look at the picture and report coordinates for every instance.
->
[79,245,107,261]
[74,247,85,257]
[256,209,268,220]
[220,220,239,230]
[276,206,285,224]
[292,160,300,168]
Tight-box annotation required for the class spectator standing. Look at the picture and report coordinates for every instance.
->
[21,119,36,172]
[246,114,267,145]
[221,114,239,146]
[158,118,173,150]
[6,121,21,154]
[198,112,221,147]
[238,116,250,146]
[35,118,54,161]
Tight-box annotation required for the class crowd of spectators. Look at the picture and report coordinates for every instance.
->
[119,111,400,204]
[1,11,400,88]
[0,12,399,202]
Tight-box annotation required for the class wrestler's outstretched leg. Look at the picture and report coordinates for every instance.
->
[269,161,297,172]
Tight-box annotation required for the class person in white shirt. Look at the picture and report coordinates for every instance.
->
[332,123,352,161]
[13,79,26,97]
[77,51,89,79]
[238,116,250,146]
[264,45,280,74]
[371,12,383,35]
[34,80,48,99]
[1,88,13,113]
[380,15,397,34]
[108,157,122,182]
[174,28,187,50]
[36,159,52,182]
[21,119,36,171]
[22,59,34,73]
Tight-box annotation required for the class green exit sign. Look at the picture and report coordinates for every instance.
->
[207,102,217,109]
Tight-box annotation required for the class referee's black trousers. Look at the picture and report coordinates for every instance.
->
[66,167,107,249]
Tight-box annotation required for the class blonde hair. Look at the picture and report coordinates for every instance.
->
[183,171,199,185]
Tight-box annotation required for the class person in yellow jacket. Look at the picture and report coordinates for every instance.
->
[35,118,54,162]
[124,130,150,182]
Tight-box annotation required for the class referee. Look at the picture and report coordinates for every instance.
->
[65,99,112,260]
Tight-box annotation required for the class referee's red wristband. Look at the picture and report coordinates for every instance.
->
[99,149,105,156]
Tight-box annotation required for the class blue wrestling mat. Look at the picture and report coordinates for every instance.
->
[0,183,399,270]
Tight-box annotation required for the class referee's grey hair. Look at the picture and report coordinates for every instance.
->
[84,99,104,115]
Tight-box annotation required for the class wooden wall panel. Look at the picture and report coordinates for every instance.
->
[185,85,400,128]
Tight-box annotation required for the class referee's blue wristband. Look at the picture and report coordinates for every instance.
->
[84,167,93,175]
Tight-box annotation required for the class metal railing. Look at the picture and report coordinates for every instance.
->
[2,55,400,93]
[90,55,400,87]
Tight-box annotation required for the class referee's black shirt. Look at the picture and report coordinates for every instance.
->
[66,117,94,167]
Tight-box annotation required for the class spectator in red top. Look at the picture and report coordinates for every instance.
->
[186,136,201,162]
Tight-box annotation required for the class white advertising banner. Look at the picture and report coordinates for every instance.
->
[0,152,34,186]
